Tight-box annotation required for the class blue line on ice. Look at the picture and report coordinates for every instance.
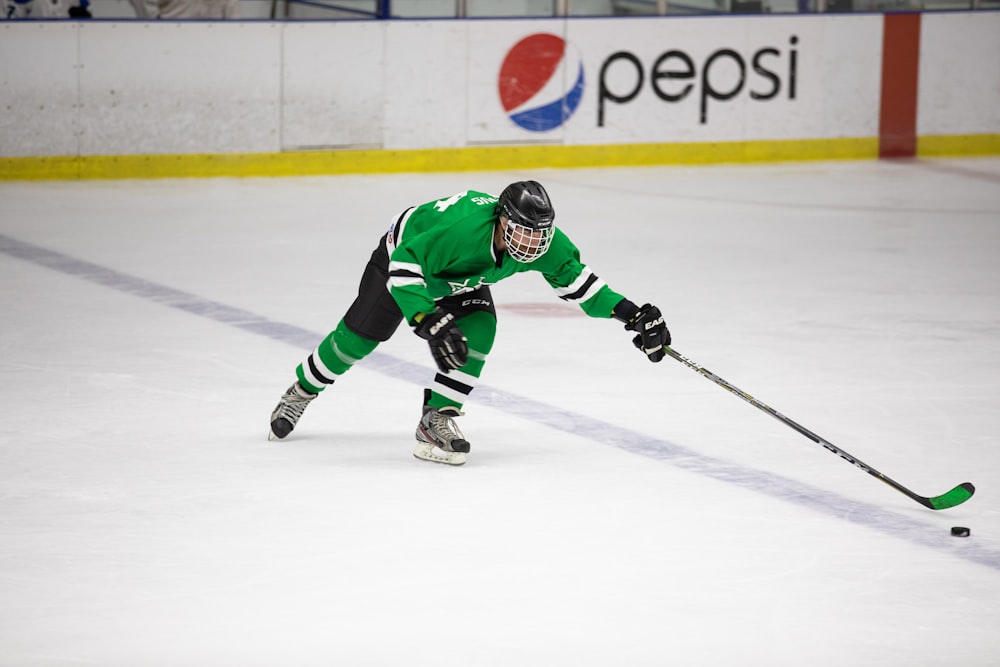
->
[3,232,996,572]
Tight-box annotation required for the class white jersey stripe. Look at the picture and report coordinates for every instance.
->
[554,267,596,299]
[573,276,607,304]
[387,260,426,290]
[555,270,607,304]
[388,260,423,276]
[385,206,416,253]
[387,275,426,289]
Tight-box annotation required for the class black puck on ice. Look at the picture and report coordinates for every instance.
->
[950,526,971,537]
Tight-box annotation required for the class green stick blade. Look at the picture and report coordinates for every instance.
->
[928,482,975,510]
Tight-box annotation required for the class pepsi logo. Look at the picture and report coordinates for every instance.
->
[498,33,585,133]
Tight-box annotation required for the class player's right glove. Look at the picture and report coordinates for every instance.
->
[621,302,670,363]
[412,308,469,372]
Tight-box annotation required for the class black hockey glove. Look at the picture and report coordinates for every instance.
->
[618,301,670,363]
[412,309,469,372]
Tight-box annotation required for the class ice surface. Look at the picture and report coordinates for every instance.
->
[1,159,999,666]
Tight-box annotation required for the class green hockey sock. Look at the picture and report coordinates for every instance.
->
[296,319,379,393]
[425,310,495,411]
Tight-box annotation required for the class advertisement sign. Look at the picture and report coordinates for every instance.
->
[467,16,881,146]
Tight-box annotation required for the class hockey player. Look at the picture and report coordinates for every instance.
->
[267,180,670,465]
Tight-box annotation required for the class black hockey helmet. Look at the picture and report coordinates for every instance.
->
[498,180,555,230]
[497,180,555,263]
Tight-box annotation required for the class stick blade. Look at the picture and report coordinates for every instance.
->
[927,482,975,510]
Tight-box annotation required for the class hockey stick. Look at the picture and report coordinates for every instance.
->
[663,346,975,510]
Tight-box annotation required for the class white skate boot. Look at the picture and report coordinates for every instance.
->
[414,405,470,466]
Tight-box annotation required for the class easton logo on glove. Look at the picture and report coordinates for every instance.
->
[642,314,664,331]
[427,312,455,336]
[626,303,669,363]
[413,309,469,372]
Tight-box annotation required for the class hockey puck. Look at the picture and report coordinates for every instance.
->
[950,526,971,537]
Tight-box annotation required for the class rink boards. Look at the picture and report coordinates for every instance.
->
[0,12,998,178]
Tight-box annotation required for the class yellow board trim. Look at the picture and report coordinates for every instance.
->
[917,134,1000,158]
[4,134,996,181]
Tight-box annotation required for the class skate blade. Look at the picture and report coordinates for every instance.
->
[413,442,466,466]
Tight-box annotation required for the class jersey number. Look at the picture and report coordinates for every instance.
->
[433,191,497,212]
[433,191,469,212]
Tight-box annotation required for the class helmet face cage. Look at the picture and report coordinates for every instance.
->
[498,180,556,263]
[503,220,554,263]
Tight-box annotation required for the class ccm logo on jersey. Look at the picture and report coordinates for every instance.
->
[461,298,492,308]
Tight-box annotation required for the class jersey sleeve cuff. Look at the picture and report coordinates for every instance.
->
[612,298,639,323]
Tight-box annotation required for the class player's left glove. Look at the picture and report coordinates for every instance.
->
[616,300,670,363]
[412,308,469,372]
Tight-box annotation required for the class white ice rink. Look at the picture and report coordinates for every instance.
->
[1,159,999,666]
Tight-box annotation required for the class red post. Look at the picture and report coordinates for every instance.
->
[879,13,922,159]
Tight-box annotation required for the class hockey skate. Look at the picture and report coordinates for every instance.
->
[268,382,317,441]
[414,405,470,466]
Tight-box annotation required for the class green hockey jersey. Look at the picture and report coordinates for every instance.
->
[386,189,627,323]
